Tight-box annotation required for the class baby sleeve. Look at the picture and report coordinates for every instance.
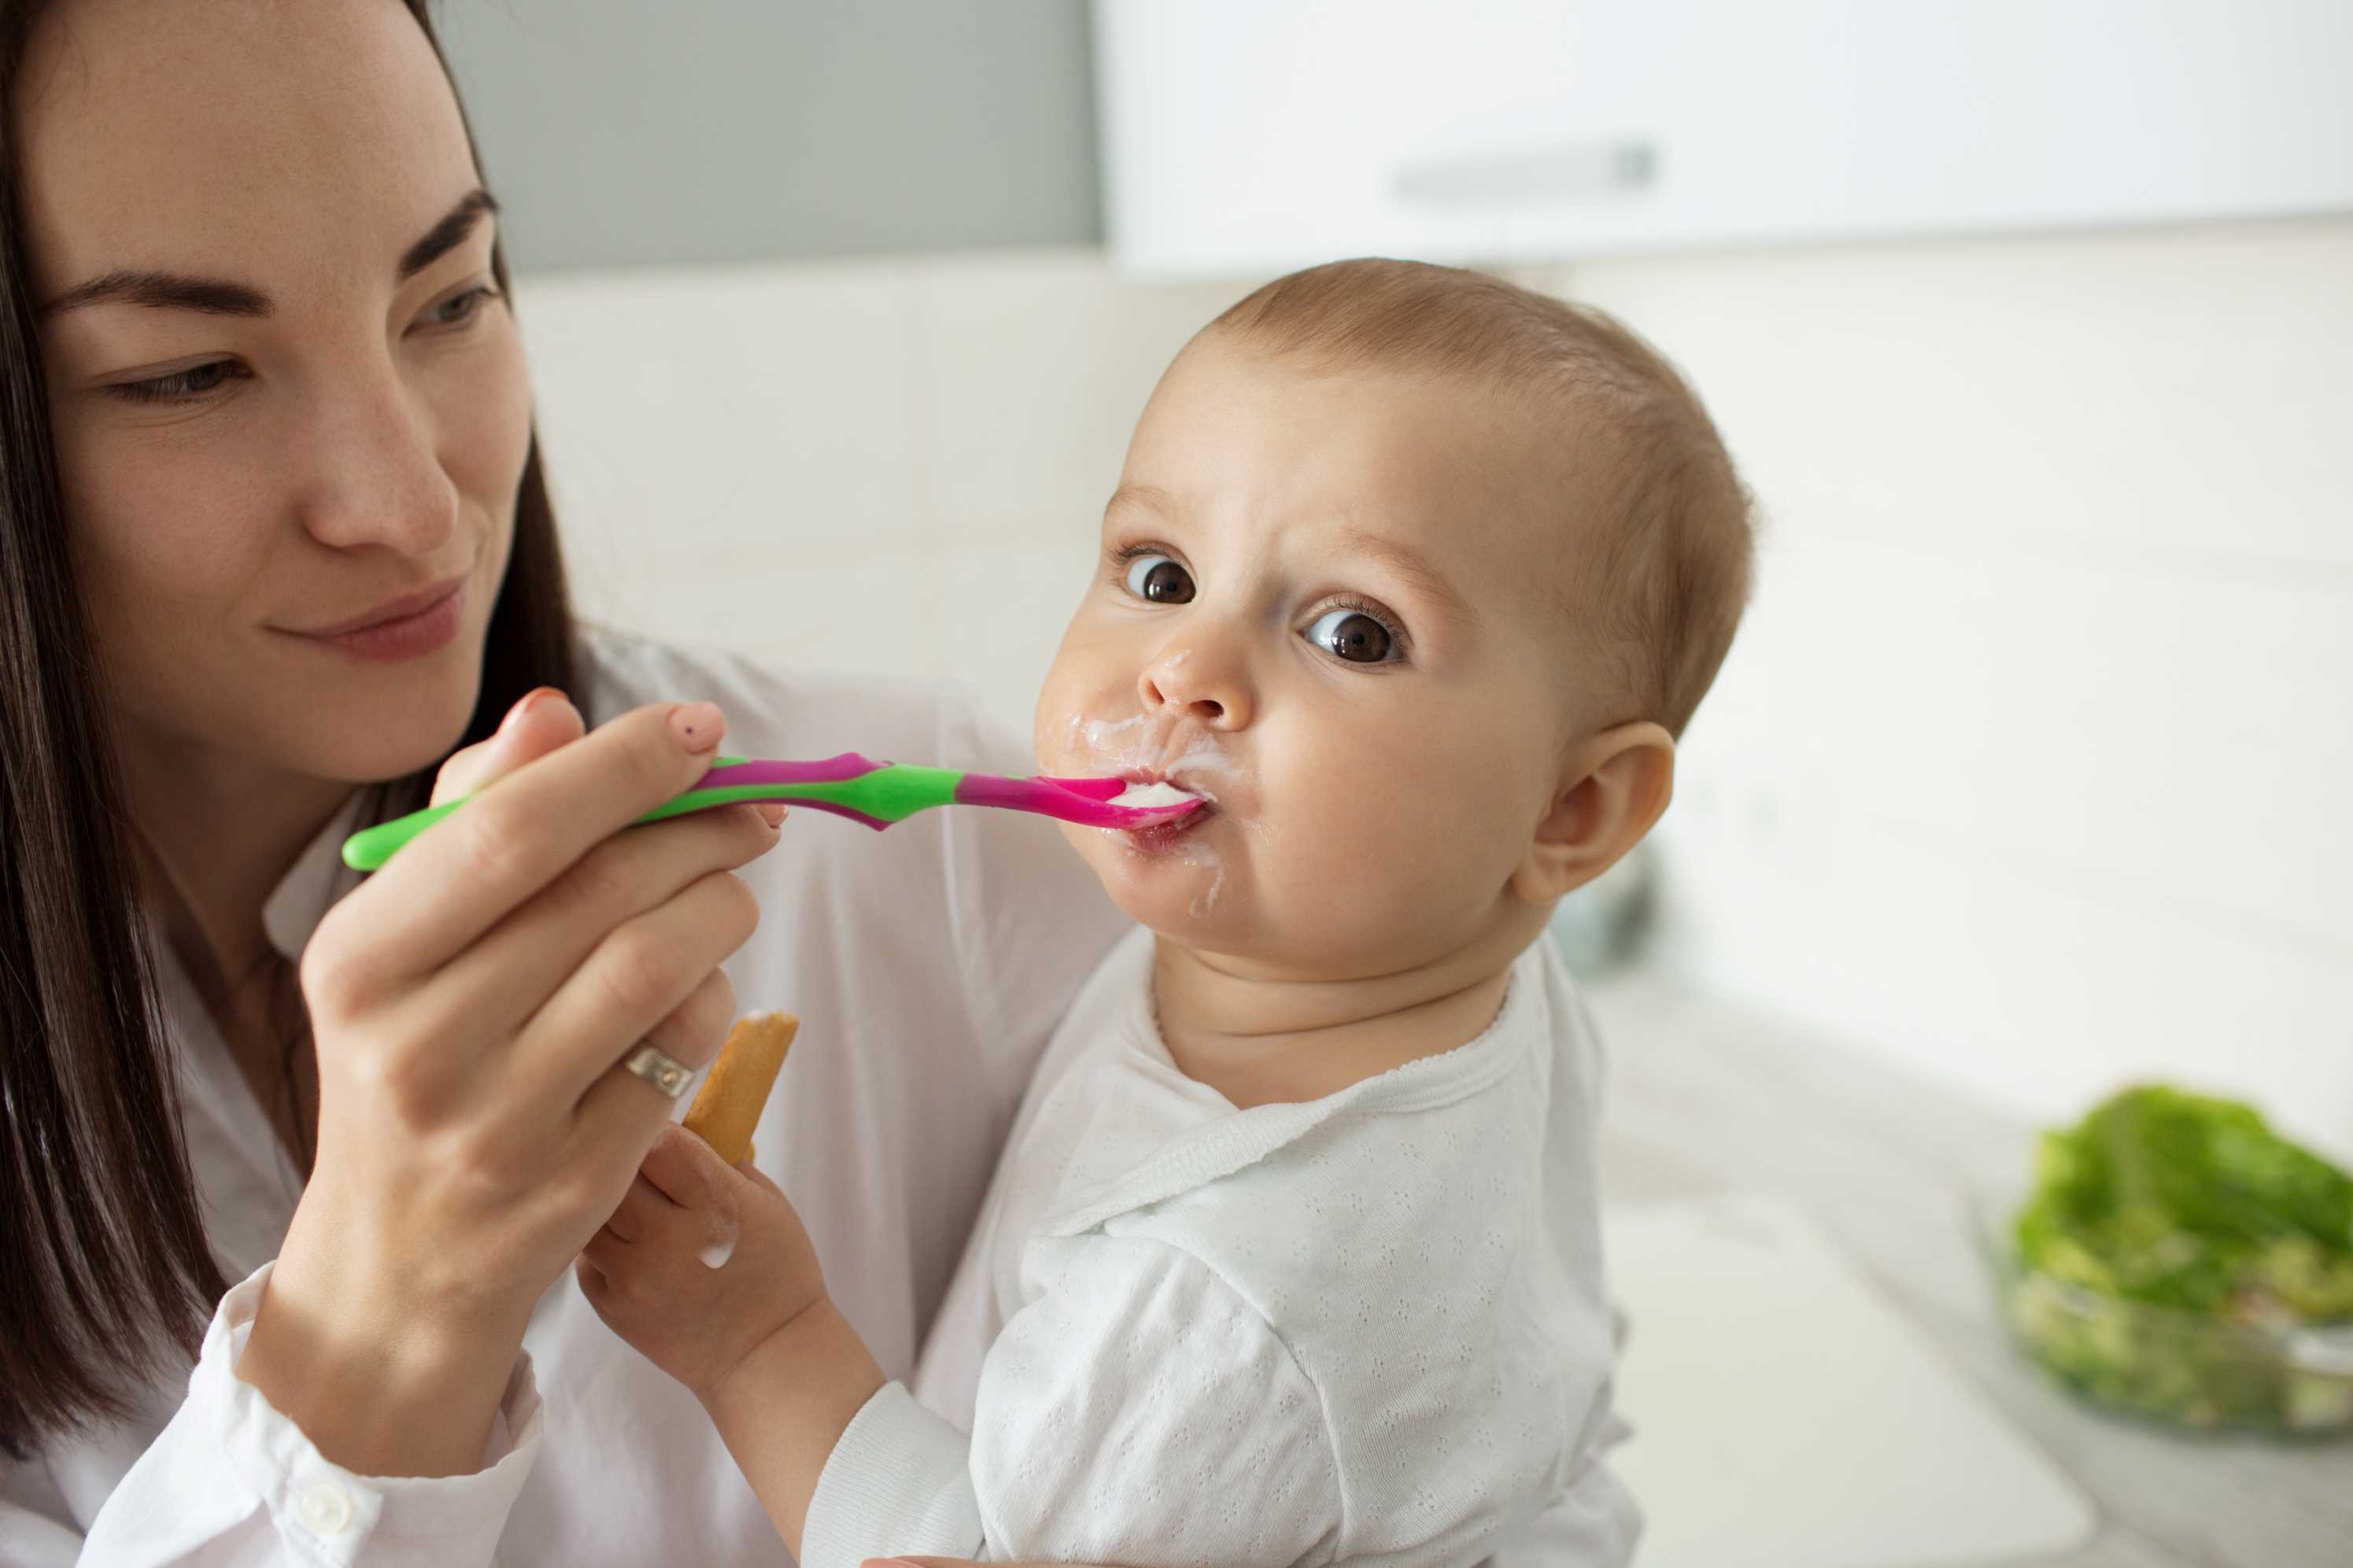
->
[801,1234,1343,1568]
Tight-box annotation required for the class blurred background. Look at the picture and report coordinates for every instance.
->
[437,4,2352,1560]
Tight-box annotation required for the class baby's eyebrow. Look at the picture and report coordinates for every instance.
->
[1336,527,1476,623]
[1103,482,1182,523]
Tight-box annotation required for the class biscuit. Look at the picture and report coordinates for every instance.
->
[682,1010,797,1165]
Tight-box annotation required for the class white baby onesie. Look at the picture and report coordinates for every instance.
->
[800,928,1641,1568]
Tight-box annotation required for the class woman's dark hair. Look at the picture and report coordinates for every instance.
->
[0,0,576,1454]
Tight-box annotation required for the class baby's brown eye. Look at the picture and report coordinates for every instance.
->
[1307,609,1394,664]
[1123,554,1195,604]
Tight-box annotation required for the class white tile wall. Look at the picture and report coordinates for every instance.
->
[1542,217,2353,1160]
[517,252,1245,732]
[513,221,2353,1160]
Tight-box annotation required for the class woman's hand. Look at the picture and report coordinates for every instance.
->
[238,689,785,1477]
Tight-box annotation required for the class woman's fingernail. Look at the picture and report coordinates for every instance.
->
[501,685,566,735]
[752,802,787,828]
[669,701,725,751]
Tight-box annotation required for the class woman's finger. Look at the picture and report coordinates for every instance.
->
[327,700,734,987]
[652,966,739,1081]
[523,868,760,1117]
[421,808,767,1046]
[431,687,583,805]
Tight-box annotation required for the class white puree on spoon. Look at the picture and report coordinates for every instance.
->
[1110,780,1199,810]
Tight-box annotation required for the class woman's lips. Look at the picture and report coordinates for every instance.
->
[285,577,467,662]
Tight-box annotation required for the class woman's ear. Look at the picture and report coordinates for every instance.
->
[1511,721,1676,905]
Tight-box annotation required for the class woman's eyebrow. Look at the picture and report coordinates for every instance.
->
[37,187,500,319]
[397,187,498,281]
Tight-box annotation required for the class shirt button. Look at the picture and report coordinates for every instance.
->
[297,1478,354,1535]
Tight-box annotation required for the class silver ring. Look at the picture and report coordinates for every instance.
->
[621,1043,694,1099]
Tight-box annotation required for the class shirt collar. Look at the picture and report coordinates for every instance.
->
[261,793,370,961]
[1040,932,1538,1242]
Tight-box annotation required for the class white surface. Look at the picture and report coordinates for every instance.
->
[1591,972,2353,1566]
[1095,0,2353,275]
[1605,1193,2099,1568]
[1553,217,2353,1164]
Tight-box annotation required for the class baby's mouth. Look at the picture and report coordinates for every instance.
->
[1112,769,1216,850]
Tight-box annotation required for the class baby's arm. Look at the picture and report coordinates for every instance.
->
[589,1145,1345,1568]
[587,1134,1617,1567]
[574,1123,884,1553]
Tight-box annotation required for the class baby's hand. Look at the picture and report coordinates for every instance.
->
[577,1122,826,1399]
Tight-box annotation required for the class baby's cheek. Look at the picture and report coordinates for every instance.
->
[1290,771,1510,920]
[1258,773,1422,909]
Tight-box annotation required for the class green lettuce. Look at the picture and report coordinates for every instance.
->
[2001,1085,2353,1432]
[2017,1085,2353,1322]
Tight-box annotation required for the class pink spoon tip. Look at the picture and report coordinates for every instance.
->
[1035,774,1128,802]
[1081,794,1206,831]
[955,772,1206,830]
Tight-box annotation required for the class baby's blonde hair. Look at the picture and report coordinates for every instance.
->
[1210,259,1753,737]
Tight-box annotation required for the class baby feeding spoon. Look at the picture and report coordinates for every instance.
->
[339,753,1202,871]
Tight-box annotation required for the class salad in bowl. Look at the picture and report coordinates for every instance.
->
[1977,1084,2353,1437]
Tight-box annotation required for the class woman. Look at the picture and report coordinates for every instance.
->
[0,1,1118,1562]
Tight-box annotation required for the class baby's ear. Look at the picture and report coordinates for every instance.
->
[1512,721,1675,905]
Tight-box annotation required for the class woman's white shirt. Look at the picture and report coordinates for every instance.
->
[0,629,1123,1567]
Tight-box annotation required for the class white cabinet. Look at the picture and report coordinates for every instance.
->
[1094,0,2353,275]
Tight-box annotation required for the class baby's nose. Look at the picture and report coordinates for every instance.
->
[1137,647,1248,729]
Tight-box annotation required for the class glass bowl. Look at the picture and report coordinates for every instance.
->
[1968,1180,2353,1438]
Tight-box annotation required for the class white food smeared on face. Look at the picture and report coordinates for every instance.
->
[1187,843,1228,918]
[1062,709,1234,920]
[1163,743,1228,802]
[1081,713,1149,751]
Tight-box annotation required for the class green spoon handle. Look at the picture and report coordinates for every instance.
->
[339,755,961,872]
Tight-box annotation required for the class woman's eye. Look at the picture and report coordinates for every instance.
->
[423,286,497,328]
[1306,608,1398,664]
[107,360,244,404]
[1122,554,1195,604]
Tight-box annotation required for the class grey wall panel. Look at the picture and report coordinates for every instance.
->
[437,0,1102,271]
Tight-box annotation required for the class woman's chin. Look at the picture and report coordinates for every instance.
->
[298,685,482,785]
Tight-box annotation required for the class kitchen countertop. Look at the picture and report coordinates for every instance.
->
[1583,969,2353,1568]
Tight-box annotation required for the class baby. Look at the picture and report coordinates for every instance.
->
[583,258,1753,1566]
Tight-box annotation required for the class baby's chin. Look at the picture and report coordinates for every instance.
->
[1070,815,1245,937]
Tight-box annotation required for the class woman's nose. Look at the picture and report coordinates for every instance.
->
[296,367,460,555]
[1137,643,1250,730]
